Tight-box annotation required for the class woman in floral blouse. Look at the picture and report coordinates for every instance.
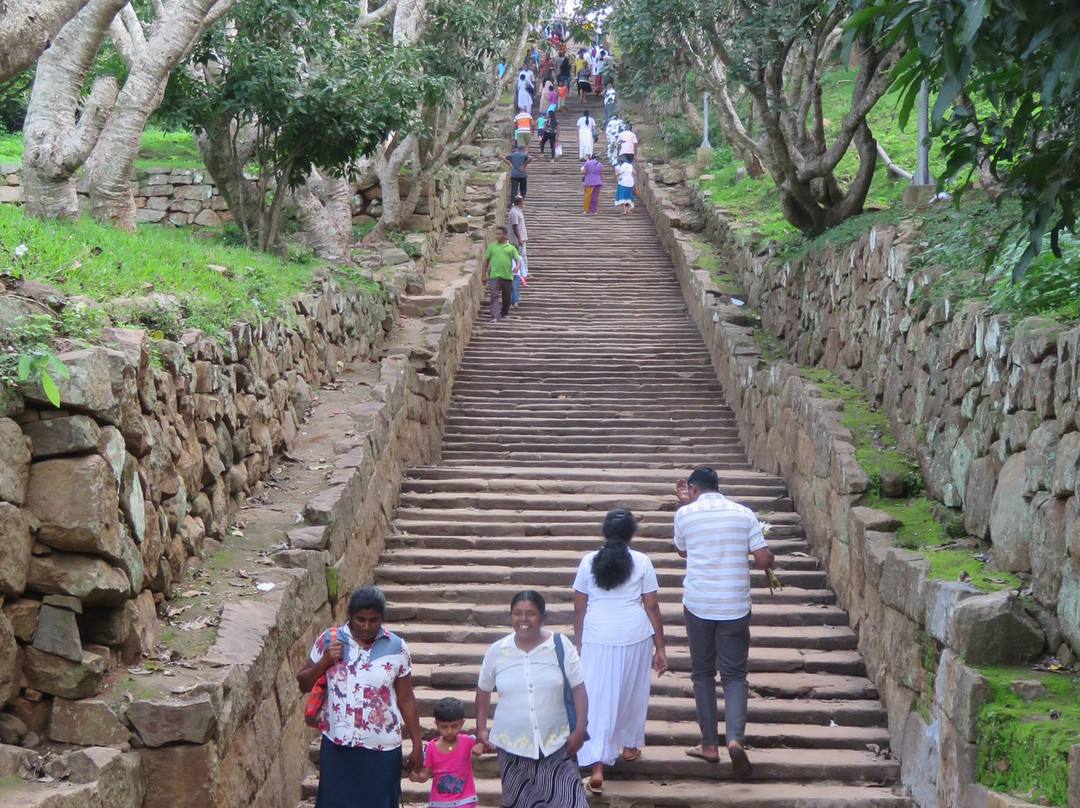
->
[475,590,589,808]
[298,586,423,808]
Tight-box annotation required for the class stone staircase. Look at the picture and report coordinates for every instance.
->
[302,97,912,807]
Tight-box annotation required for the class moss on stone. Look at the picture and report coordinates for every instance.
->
[976,666,1080,806]
[753,330,789,362]
[800,367,922,497]
[922,547,1021,591]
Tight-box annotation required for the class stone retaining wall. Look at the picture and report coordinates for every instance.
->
[0,161,469,229]
[638,171,1080,808]
[0,152,501,806]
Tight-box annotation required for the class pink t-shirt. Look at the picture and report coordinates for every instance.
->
[424,734,478,808]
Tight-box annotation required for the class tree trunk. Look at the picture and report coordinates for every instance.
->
[84,0,235,229]
[0,0,91,83]
[195,117,262,242]
[291,170,356,263]
[21,0,126,218]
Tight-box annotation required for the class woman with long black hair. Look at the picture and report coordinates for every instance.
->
[572,509,668,793]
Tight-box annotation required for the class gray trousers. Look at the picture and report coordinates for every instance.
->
[683,607,751,746]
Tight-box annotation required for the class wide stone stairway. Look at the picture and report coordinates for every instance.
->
[306,97,911,807]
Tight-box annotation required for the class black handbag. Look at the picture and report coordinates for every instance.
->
[553,633,588,739]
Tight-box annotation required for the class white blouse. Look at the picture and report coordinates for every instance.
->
[477,632,584,759]
[573,549,658,646]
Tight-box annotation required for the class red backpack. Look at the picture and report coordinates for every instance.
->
[304,627,347,728]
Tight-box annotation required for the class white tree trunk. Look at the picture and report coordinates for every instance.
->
[0,0,91,83]
[21,0,126,218]
[290,169,356,263]
[83,0,235,229]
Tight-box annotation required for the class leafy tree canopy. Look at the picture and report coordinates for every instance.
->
[849,0,1080,277]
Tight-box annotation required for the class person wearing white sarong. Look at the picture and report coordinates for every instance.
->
[572,508,668,794]
[576,110,597,161]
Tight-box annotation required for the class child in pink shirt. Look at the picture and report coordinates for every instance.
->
[412,697,480,808]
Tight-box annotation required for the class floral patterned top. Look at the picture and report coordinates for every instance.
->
[308,625,412,749]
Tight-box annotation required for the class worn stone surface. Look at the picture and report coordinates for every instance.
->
[0,611,17,706]
[0,417,32,504]
[32,603,84,662]
[26,552,133,605]
[126,692,218,747]
[142,742,220,808]
[49,697,130,746]
[988,452,1033,572]
[950,592,1045,664]
[24,454,121,555]
[4,598,40,641]
[23,347,119,420]
[22,645,107,699]
[21,415,103,458]
[0,501,31,596]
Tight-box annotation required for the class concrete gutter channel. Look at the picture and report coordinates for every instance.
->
[636,169,1079,808]
[0,140,509,806]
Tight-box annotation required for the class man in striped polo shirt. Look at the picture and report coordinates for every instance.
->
[673,465,775,779]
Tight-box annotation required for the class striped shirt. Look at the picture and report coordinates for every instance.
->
[673,492,767,621]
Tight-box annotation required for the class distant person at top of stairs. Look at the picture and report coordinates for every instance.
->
[572,508,668,794]
[296,585,423,808]
[474,590,589,808]
[516,67,534,112]
[673,466,777,779]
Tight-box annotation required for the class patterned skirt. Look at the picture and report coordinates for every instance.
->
[497,746,588,808]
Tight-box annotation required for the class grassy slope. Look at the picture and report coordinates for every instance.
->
[0,204,321,334]
[0,127,202,170]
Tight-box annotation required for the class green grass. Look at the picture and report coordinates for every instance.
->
[799,367,1020,591]
[695,67,943,244]
[0,204,325,334]
[0,127,202,171]
[977,666,1080,806]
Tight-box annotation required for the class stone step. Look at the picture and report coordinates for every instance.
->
[404,466,770,484]
[395,622,854,650]
[374,564,829,591]
[400,476,786,498]
[385,531,809,551]
[393,492,791,512]
[379,546,821,572]
[384,598,845,626]
[303,777,911,808]
[388,516,801,538]
[409,665,880,701]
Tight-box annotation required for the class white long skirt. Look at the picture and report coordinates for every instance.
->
[578,128,595,160]
[576,637,653,767]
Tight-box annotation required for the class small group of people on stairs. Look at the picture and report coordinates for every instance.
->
[298,465,779,808]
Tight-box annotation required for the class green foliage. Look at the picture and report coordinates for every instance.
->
[0,204,316,334]
[848,0,1080,278]
[167,0,426,251]
[976,667,1080,806]
[0,127,202,170]
[657,118,700,160]
[0,314,68,408]
[0,67,33,134]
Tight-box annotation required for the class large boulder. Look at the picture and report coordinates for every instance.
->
[126,693,218,747]
[0,611,18,705]
[22,347,119,422]
[949,590,1045,664]
[987,452,1033,571]
[22,645,107,699]
[26,552,132,605]
[24,454,121,556]
[50,698,130,746]
[21,415,102,458]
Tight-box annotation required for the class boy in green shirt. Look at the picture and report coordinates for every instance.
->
[482,226,519,322]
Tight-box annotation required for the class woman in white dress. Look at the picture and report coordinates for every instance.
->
[573,508,668,793]
[576,110,597,161]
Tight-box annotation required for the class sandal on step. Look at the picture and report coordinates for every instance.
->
[728,745,753,780]
[582,777,603,794]
[620,748,641,762]
[685,745,720,764]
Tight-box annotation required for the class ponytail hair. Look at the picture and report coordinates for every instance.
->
[592,508,637,590]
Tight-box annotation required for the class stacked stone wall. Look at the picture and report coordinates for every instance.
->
[638,171,1080,808]
[0,156,498,806]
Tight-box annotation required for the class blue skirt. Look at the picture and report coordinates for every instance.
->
[316,736,402,808]
[615,184,635,205]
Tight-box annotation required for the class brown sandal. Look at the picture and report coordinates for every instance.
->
[685,745,720,764]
